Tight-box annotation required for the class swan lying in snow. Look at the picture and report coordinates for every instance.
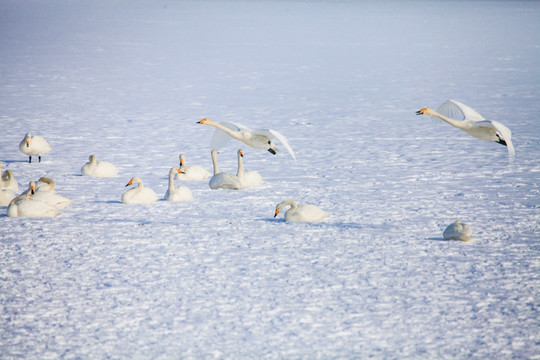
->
[198,118,296,161]
[81,154,119,177]
[443,220,473,241]
[19,133,52,163]
[122,176,158,204]
[176,154,211,181]
[208,150,243,190]
[0,183,16,206]
[29,178,71,209]
[1,167,19,192]
[165,168,193,201]
[6,192,60,217]
[236,149,263,187]
[274,199,329,223]
[416,100,515,159]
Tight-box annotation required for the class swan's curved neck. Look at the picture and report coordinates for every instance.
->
[282,199,298,212]
[236,152,244,177]
[168,170,176,190]
[206,121,240,139]
[211,151,219,175]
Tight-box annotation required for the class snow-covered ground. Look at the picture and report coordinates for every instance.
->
[1,0,539,358]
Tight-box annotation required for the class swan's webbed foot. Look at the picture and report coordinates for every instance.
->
[495,135,507,147]
[268,148,277,155]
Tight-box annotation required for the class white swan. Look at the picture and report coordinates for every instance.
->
[274,199,329,223]
[176,154,211,181]
[165,168,193,201]
[6,192,60,217]
[208,150,243,190]
[19,133,52,163]
[1,168,19,192]
[0,183,16,206]
[416,100,515,158]
[122,176,158,204]
[236,149,263,187]
[198,118,296,161]
[443,220,473,241]
[81,154,119,177]
[29,179,71,209]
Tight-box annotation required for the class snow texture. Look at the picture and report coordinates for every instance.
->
[1,0,539,358]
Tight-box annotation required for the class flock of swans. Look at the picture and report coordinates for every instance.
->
[2,100,514,229]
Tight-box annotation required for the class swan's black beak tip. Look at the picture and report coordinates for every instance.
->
[268,148,277,155]
[415,110,423,115]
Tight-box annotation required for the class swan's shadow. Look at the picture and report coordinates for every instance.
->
[426,236,446,242]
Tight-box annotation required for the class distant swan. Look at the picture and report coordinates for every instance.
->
[443,220,473,241]
[274,199,328,223]
[165,167,193,201]
[81,154,119,177]
[208,150,243,190]
[416,100,515,158]
[198,118,296,161]
[1,168,19,192]
[176,154,211,181]
[6,192,60,217]
[29,179,71,209]
[236,149,263,187]
[19,133,52,163]
[122,177,158,204]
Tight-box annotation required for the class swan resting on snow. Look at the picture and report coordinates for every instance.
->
[0,182,16,206]
[236,149,263,187]
[1,167,19,192]
[416,99,514,159]
[81,154,119,177]
[274,199,329,223]
[28,179,71,209]
[6,192,60,217]
[208,150,243,190]
[198,118,296,161]
[122,176,158,204]
[165,167,193,201]
[443,220,473,242]
[176,154,211,181]
[19,133,52,163]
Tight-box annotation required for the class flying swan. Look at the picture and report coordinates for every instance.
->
[416,100,515,159]
[81,154,119,177]
[165,167,193,201]
[122,177,158,204]
[208,150,243,190]
[19,133,52,163]
[197,118,296,161]
[274,199,329,223]
[236,149,263,187]
[176,154,211,181]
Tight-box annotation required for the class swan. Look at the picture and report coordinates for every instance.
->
[176,154,211,181]
[1,169,19,192]
[6,192,60,217]
[443,220,473,241]
[236,149,263,187]
[29,179,71,209]
[0,183,16,206]
[19,133,52,163]
[122,176,158,204]
[208,150,243,190]
[81,154,119,177]
[197,118,296,161]
[165,168,193,201]
[274,199,329,223]
[416,100,515,158]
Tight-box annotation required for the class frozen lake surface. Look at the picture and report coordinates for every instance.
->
[1,0,539,358]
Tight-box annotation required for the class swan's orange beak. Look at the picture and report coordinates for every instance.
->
[177,169,184,174]
[274,209,280,217]
[198,118,208,124]
[30,185,35,195]
[416,108,426,115]
[240,151,244,157]
[179,158,184,166]
[125,179,133,187]
[26,140,30,147]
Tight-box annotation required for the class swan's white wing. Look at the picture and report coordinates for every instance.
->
[491,120,515,158]
[209,122,244,149]
[435,99,485,122]
[268,129,296,161]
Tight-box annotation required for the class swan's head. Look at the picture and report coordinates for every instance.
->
[38,177,55,190]
[89,154,97,162]
[125,177,140,187]
[416,107,434,116]
[170,167,183,175]
[238,150,244,157]
[274,208,280,218]
[198,118,210,124]
[29,181,36,195]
